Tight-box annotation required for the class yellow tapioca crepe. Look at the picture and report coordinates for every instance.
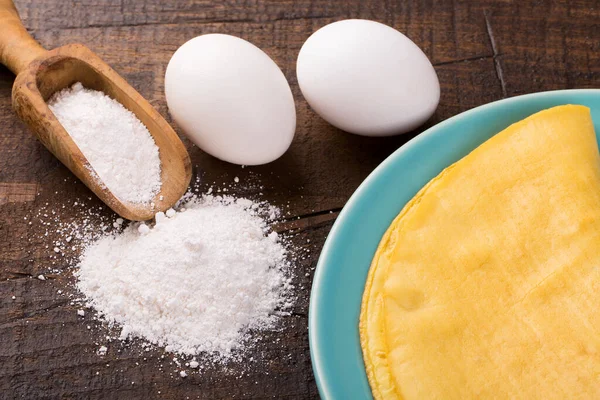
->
[360,105,600,399]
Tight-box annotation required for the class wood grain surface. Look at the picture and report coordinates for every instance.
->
[0,0,598,399]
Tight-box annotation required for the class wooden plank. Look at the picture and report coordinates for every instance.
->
[0,0,597,398]
[14,0,492,64]
[481,0,600,95]
[0,182,37,205]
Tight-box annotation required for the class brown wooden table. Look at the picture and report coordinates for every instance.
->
[0,0,598,398]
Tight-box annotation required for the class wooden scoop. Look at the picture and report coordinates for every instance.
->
[0,0,192,221]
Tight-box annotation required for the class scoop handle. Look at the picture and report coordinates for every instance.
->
[0,0,47,75]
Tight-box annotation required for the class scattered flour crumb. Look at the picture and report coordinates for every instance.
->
[154,211,166,224]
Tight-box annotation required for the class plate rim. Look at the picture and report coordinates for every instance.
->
[308,88,600,399]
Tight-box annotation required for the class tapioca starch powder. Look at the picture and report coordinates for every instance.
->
[75,195,293,358]
[48,82,161,203]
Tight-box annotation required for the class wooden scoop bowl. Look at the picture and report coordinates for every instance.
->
[0,0,192,221]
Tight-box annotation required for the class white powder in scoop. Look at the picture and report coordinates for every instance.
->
[76,195,293,358]
[48,83,161,203]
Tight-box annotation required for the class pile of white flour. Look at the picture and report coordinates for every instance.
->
[75,195,293,358]
[48,83,161,203]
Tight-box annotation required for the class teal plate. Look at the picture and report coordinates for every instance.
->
[309,89,600,399]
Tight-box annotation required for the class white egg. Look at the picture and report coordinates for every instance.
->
[165,34,296,165]
[297,19,440,136]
